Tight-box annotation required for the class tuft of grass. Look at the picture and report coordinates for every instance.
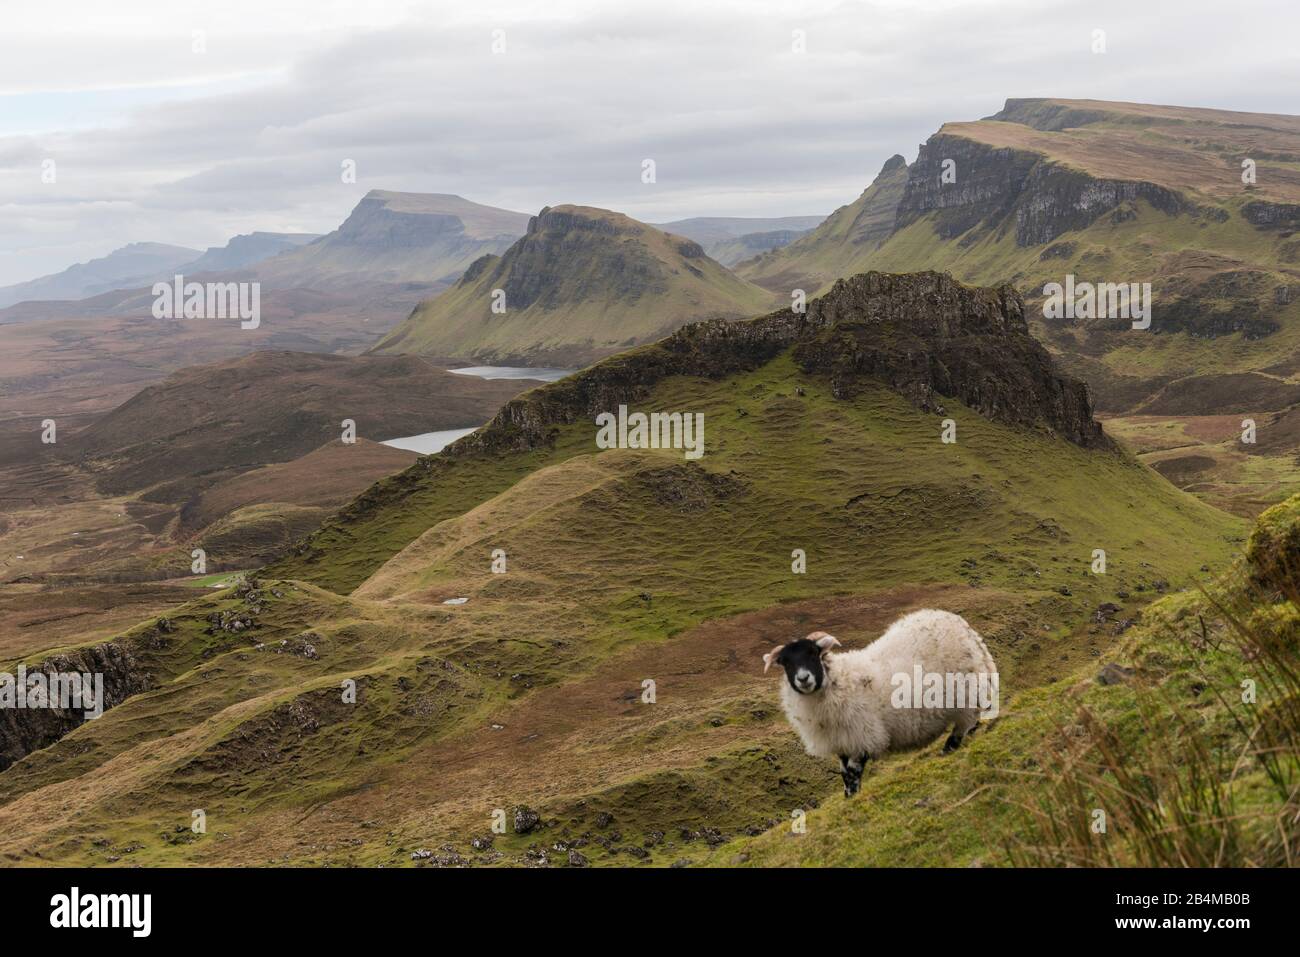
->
[1011,502,1300,867]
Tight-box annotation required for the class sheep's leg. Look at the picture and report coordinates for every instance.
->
[943,713,980,754]
[839,754,868,797]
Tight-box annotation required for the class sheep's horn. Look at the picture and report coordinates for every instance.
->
[762,644,785,673]
[807,631,841,650]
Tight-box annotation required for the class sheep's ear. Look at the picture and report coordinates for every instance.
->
[762,645,785,673]
[808,631,841,650]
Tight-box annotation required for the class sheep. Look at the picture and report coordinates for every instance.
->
[762,609,998,797]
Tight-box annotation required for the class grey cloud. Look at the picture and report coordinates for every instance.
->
[1,0,1297,284]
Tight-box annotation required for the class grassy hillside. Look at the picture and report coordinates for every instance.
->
[0,273,1245,866]
[740,155,910,295]
[741,98,1300,514]
[726,494,1300,868]
[372,205,775,366]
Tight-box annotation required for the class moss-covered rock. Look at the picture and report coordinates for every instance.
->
[1246,493,1300,588]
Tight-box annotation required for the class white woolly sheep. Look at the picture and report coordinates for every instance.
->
[762,609,998,797]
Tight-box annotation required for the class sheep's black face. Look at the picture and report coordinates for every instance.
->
[775,639,825,695]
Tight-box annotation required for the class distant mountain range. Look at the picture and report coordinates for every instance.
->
[8,97,1300,518]
[251,190,531,290]
[653,215,824,265]
[0,242,203,309]
[0,234,331,309]
[0,197,821,311]
[181,231,322,274]
[0,191,531,312]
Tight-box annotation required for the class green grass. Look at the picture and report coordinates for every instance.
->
[715,565,1299,867]
[0,347,1247,866]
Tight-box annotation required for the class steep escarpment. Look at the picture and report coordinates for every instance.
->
[371,205,774,366]
[897,132,1191,247]
[741,99,1300,432]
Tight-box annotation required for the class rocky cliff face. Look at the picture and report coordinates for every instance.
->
[488,206,677,310]
[333,198,474,248]
[0,639,154,771]
[452,270,1105,456]
[897,133,1189,247]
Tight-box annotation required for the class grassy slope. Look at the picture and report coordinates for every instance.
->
[723,549,1295,868]
[0,352,1243,865]
[738,158,908,295]
[372,206,775,364]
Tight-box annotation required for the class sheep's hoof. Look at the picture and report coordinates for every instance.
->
[942,733,962,754]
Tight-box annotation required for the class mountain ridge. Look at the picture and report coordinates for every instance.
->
[371,204,775,366]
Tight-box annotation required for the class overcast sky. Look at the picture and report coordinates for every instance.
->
[1,0,1297,285]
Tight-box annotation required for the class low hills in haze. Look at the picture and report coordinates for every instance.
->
[0,352,541,584]
[180,231,321,274]
[0,192,535,423]
[654,215,824,265]
[0,242,203,309]
[372,205,775,365]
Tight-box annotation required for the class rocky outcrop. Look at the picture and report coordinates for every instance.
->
[450,270,1105,456]
[0,640,154,771]
[491,207,674,310]
[842,155,911,248]
[372,204,772,365]
[1242,201,1300,230]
